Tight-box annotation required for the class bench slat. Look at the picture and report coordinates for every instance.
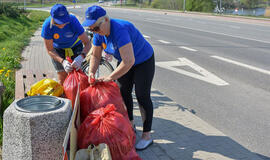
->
[15,70,25,99]
[16,69,58,99]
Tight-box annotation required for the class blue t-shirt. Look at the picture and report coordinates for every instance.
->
[41,14,84,49]
[93,19,153,65]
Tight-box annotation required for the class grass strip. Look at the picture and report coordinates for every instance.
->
[0,10,50,145]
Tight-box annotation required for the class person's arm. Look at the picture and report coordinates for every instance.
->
[71,32,92,70]
[89,44,103,80]
[104,42,135,81]
[44,39,64,63]
[78,32,91,56]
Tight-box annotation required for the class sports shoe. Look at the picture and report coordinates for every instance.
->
[135,138,153,150]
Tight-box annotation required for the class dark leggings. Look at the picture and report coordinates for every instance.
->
[117,54,155,132]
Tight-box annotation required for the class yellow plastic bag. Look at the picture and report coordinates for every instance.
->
[27,79,64,97]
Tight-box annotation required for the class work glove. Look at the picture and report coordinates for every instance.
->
[71,55,84,70]
[62,60,73,73]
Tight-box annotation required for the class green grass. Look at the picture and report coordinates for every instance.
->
[17,0,96,8]
[0,10,50,145]
[18,2,75,8]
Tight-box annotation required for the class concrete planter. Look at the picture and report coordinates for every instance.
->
[3,96,72,160]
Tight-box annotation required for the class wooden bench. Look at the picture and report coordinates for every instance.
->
[15,70,57,99]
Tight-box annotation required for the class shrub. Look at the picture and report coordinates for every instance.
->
[0,3,26,18]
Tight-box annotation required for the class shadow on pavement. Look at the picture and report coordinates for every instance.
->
[133,90,267,160]
[256,154,270,160]
[150,90,196,114]
[135,115,268,160]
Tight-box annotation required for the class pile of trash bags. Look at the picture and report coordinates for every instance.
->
[62,60,141,160]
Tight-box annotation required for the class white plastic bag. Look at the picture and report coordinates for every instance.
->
[75,143,112,160]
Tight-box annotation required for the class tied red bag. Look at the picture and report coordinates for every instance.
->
[63,57,89,108]
[80,81,128,122]
[78,104,141,160]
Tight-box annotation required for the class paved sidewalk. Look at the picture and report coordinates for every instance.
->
[20,29,57,79]
[19,29,263,160]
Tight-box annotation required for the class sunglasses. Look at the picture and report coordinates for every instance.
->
[53,21,69,26]
[89,20,104,32]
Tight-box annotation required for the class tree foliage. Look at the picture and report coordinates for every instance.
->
[233,0,269,9]
[151,0,214,11]
[240,0,260,8]
[186,0,215,12]
[134,0,269,10]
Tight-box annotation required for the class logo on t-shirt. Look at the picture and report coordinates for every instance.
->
[53,33,60,39]
[65,32,74,38]
[102,42,107,49]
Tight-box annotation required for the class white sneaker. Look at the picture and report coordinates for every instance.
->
[135,138,153,150]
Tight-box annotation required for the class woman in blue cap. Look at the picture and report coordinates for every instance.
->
[41,4,91,85]
[83,5,155,150]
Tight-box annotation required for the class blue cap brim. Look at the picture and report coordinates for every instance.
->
[53,15,70,24]
[82,19,96,27]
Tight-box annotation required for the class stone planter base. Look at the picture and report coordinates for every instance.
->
[3,96,72,160]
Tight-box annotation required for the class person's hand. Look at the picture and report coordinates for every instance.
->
[71,55,84,70]
[88,72,96,85]
[62,60,73,73]
[97,76,113,82]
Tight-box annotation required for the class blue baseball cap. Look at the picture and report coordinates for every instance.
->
[50,4,70,24]
[82,5,106,27]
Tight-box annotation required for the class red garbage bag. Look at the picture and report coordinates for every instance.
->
[63,58,89,108]
[80,81,128,122]
[78,104,141,160]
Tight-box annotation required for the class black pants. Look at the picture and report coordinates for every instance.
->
[117,54,155,132]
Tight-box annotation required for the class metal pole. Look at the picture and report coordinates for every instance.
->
[24,0,26,9]
[220,0,222,13]
[183,0,186,12]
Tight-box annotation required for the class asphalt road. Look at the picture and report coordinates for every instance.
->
[67,5,270,159]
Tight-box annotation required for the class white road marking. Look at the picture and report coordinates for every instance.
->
[211,55,270,76]
[196,21,207,24]
[143,35,150,39]
[229,25,240,29]
[144,20,270,44]
[179,46,197,52]
[156,58,229,86]
[158,40,171,44]
[67,6,81,9]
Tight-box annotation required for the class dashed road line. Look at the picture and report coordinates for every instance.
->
[144,20,270,44]
[229,25,240,29]
[158,40,171,44]
[143,35,150,39]
[179,46,197,52]
[211,55,270,76]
